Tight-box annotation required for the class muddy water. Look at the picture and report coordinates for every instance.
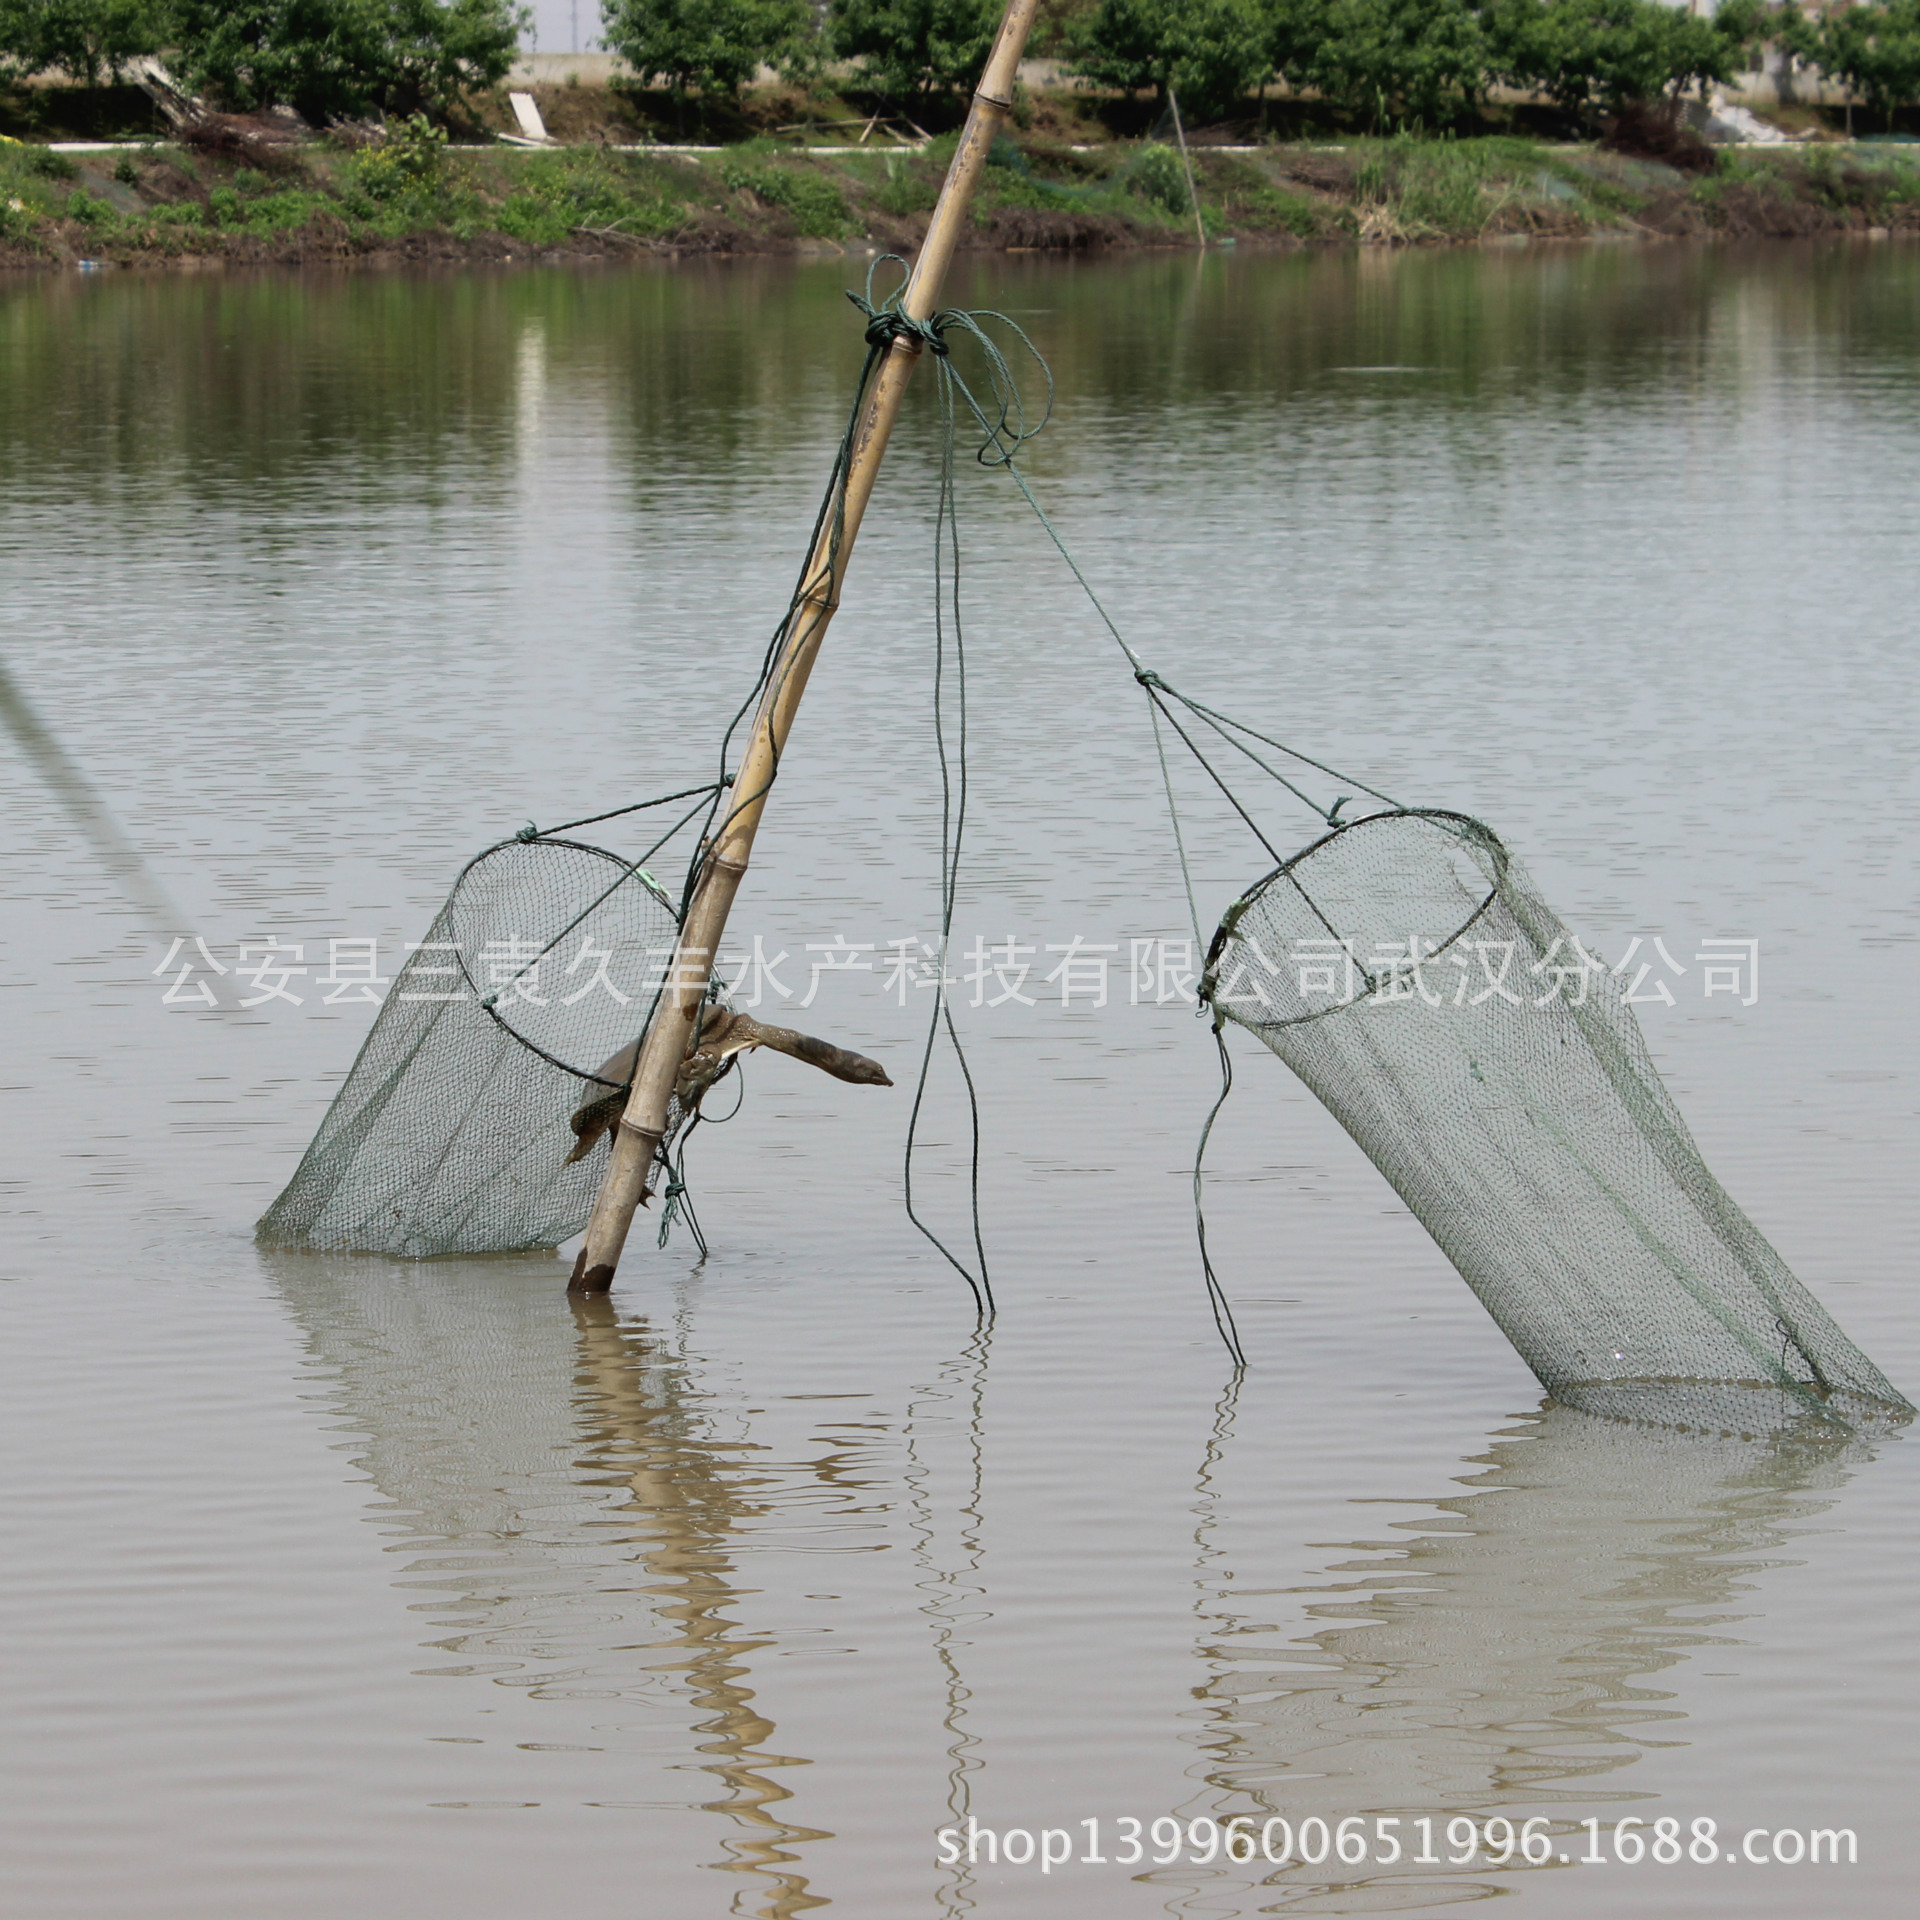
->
[2,241,1917,1919]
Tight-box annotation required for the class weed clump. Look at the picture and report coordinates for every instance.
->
[720,153,851,237]
[1132,144,1191,216]
[493,150,688,245]
[23,147,77,181]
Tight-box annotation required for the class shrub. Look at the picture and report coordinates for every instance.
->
[1275,0,1491,130]
[0,0,166,87]
[64,183,114,223]
[1782,0,1920,130]
[1488,0,1763,122]
[23,145,79,179]
[343,112,448,202]
[171,0,524,124]
[829,0,999,102]
[602,0,805,111]
[1132,140,1191,212]
[1067,0,1273,116]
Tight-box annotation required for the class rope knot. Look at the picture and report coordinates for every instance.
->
[514,821,540,842]
[851,299,949,357]
[1135,668,1166,690]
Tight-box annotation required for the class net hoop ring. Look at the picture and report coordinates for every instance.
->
[1203,808,1512,1031]
[442,834,679,1084]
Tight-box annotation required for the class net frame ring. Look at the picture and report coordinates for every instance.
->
[1202,808,1510,1029]
[440,834,683,1084]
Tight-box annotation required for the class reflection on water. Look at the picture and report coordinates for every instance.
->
[572,1295,829,1918]
[903,1333,992,1920]
[1176,1398,1869,1913]
[5,245,1918,504]
[266,1254,839,1918]
[263,1242,1874,1919]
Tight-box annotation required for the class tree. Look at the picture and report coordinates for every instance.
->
[1275,0,1492,128]
[0,0,166,86]
[1067,0,1273,116]
[1782,0,1920,129]
[1487,0,1762,120]
[384,0,527,113]
[601,0,804,108]
[171,0,523,124]
[829,0,1000,102]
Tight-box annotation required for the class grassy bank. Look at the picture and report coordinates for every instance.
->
[4,126,1919,272]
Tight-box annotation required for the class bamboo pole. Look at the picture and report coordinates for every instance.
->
[569,0,1042,1294]
[1167,87,1206,252]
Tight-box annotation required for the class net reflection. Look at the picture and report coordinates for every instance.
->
[1175,1399,1874,1913]
[264,1253,831,1920]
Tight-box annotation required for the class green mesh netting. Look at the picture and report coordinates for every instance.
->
[1204,809,1910,1427]
[258,836,679,1259]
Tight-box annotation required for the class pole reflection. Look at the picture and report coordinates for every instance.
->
[571,1293,829,1918]
[265,1253,832,1920]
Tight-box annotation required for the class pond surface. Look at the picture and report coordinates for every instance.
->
[2,240,1918,1920]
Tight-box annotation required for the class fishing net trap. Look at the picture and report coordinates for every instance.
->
[1199,804,1908,1429]
[258,828,694,1259]
[257,250,1908,1435]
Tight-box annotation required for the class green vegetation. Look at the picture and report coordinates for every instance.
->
[1276,0,1493,128]
[1782,0,1920,131]
[1066,0,1273,116]
[719,143,852,234]
[5,1,1920,140]
[167,0,524,121]
[827,0,1000,104]
[1488,0,1762,122]
[601,0,806,119]
[4,124,1919,270]
[0,0,165,86]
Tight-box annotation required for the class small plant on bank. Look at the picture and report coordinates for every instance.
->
[347,113,449,202]
[63,183,114,225]
[23,146,78,180]
[1132,141,1192,215]
[873,151,938,216]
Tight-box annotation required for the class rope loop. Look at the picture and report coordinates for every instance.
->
[846,255,1053,471]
